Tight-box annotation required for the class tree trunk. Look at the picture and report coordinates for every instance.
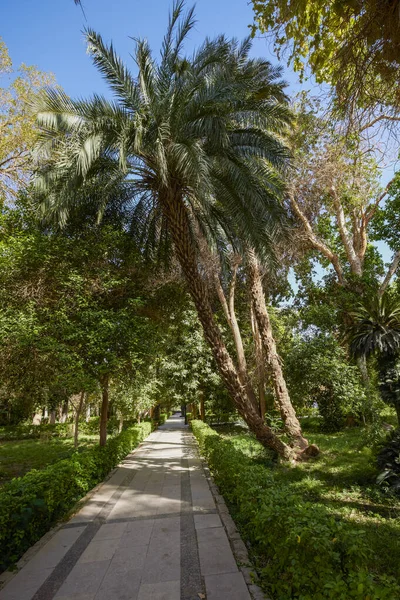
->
[251,305,267,420]
[60,400,69,423]
[49,410,56,425]
[394,402,400,427]
[214,269,259,413]
[99,375,109,447]
[86,405,91,422]
[32,411,42,425]
[246,248,311,452]
[200,390,205,421]
[163,191,296,460]
[74,391,85,448]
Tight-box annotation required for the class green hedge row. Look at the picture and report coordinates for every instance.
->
[191,420,400,600]
[0,422,151,571]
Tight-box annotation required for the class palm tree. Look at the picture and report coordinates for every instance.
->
[349,293,400,425]
[33,2,305,459]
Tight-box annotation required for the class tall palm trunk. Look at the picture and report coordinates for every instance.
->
[163,192,296,460]
[246,248,311,452]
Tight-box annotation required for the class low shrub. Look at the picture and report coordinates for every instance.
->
[79,416,120,436]
[377,428,400,495]
[191,420,400,600]
[0,422,151,571]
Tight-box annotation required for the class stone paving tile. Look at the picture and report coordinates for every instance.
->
[194,513,222,530]
[94,564,142,600]
[92,522,127,541]
[205,572,252,600]
[54,560,111,598]
[140,518,181,584]
[23,527,86,571]
[118,519,154,547]
[198,526,238,575]
[78,537,120,563]
[0,567,54,600]
[137,580,180,600]
[111,543,148,569]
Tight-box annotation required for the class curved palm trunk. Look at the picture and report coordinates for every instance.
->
[246,248,310,452]
[163,192,296,461]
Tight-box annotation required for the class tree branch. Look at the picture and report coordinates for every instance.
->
[360,114,400,132]
[330,186,362,276]
[379,250,400,297]
[289,193,346,285]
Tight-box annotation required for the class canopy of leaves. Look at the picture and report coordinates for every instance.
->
[0,38,53,203]
[251,0,400,114]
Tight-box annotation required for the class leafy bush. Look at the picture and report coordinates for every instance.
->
[377,429,400,495]
[0,422,151,571]
[79,416,120,435]
[191,420,400,599]
[283,335,366,432]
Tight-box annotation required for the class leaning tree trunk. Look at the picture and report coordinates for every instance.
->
[163,191,296,461]
[251,305,267,419]
[99,375,109,447]
[246,249,313,453]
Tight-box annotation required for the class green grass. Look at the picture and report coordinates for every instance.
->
[214,423,400,582]
[0,435,98,486]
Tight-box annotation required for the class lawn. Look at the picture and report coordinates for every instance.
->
[212,422,400,584]
[0,435,99,486]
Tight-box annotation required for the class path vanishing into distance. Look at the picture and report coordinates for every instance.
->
[0,414,255,600]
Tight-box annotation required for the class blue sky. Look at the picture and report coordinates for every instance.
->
[2,0,305,99]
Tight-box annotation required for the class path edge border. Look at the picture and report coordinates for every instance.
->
[199,456,268,600]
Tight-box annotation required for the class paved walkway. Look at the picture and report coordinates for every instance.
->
[0,415,252,600]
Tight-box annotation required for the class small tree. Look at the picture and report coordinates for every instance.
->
[349,294,400,425]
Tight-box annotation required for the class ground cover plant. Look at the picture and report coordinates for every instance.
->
[192,420,400,599]
[0,435,99,487]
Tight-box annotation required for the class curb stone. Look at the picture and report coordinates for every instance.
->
[200,461,269,600]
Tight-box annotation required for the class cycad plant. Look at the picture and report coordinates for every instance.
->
[349,293,400,425]
[33,2,307,459]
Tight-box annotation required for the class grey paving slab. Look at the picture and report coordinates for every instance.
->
[0,567,54,600]
[78,537,120,563]
[94,563,142,600]
[137,580,180,600]
[54,560,111,598]
[194,513,222,530]
[205,572,252,600]
[198,526,239,576]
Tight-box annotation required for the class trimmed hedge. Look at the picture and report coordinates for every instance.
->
[191,420,400,600]
[0,422,151,571]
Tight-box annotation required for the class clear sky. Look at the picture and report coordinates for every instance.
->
[1,0,305,99]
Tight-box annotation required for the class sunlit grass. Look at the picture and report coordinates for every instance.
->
[0,435,99,486]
